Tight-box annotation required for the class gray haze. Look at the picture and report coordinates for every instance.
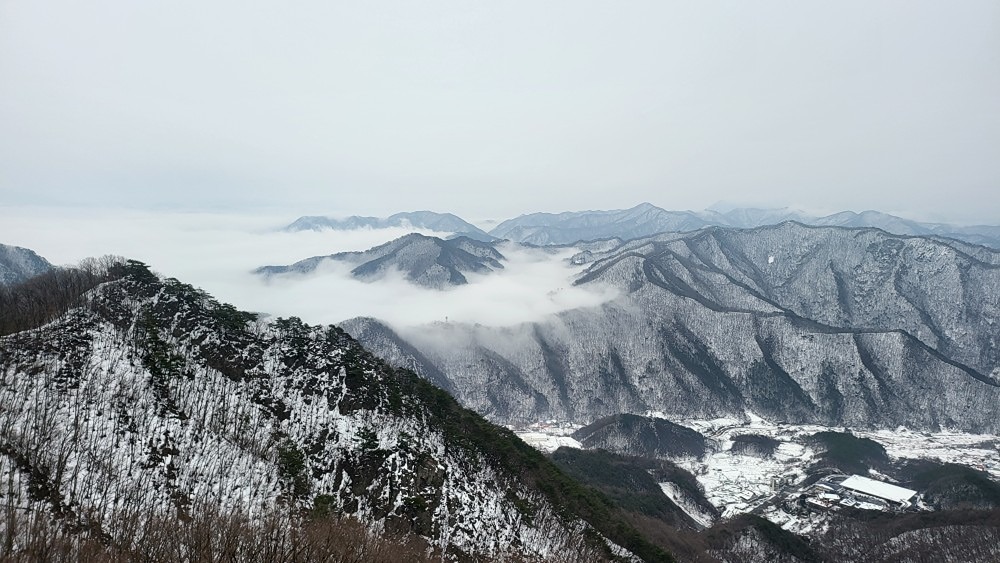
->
[1,1,998,222]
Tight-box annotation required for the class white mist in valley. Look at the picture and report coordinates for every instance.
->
[262,243,619,327]
[0,207,618,328]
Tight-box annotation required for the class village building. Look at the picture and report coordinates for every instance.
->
[839,475,917,506]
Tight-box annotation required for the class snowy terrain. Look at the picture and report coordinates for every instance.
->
[516,414,1000,528]
[350,223,1000,434]
[514,421,583,452]
[0,266,632,560]
[489,203,1000,249]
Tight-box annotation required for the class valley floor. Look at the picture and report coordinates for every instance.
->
[514,415,1000,531]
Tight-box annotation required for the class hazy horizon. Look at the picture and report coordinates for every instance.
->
[2,1,998,224]
[3,198,997,229]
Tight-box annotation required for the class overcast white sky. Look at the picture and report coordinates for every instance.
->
[1,1,998,223]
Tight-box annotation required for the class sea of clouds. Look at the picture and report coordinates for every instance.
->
[0,206,618,328]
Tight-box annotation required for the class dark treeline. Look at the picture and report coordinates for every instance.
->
[2,505,436,563]
[0,256,133,337]
[1,503,606,563]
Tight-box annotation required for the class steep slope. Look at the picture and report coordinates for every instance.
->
[284,211,491,239]
[0,261,676,561]
[549,448,719,562]
[346,224,1000,432]
[704,515,820,563]
[591,222,1000,376]
[0,255,120,337]
[338,316,457,393]
[256,234,505,288]
[811,509,1000,562]
[0,243,52,285]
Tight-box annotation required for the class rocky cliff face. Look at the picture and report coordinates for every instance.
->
[346,224,1000,432]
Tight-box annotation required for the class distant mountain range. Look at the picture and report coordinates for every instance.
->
[488,203,716,245]
[256,234,505,289]
[284,211,496,241]
[344,222,1000,432]
[488,204,1000,248]
[0,243,52,285]
[283,204,1000,249]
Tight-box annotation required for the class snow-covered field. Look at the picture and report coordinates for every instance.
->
[672,415,1000,517]
[515,414,1000,522]
[670,416,817,518]
[854,427,1000,478]
[513,421,582,452]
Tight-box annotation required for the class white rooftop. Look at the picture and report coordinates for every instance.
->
[840,475,916,503]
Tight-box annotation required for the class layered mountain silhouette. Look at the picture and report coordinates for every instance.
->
[283,210,494,241]
[489,203,1000,248]
[283,204,1000,248]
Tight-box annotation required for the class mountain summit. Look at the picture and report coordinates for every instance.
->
[256,234,505,289]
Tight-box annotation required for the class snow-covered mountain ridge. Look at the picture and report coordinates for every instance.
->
[0,261,671,561]
[489,204,1000,248]
[3,254,999,561]
[256,234,505,289]
[345,223,1000,431]
[282,204,1000,249]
